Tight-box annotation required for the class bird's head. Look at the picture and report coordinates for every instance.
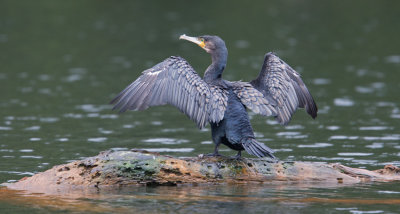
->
[179,34,226,54]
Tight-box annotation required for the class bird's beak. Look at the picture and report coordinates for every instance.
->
[179,34,206,48]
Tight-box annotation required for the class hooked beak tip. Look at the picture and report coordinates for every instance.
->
[179,34,186,40]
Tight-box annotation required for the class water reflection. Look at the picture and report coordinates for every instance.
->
[39,117,59,123]
[0,126,13,131]
[139,148,195,153]
[297,143,332,148]
[142,138,189,145]
[337,153,373,157]
[312,78,331,85]
[1,182,400,214]
[56,138,69,142]
[63,68,87,82]
[76,104,110,112]
[329,136,359,140]
[359,126,392,131]
[363,135,400,141]
[385,55,400,64]
[334,98,355,107]
[365,143,384,149]
[87,137,108,143]
[24,126,40,131]
[19,149,33,153]
[19,155,43,159]
[326,126,340,131]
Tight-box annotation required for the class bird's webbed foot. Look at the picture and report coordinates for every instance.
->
[200,143,224,158]
[230,151,242,160]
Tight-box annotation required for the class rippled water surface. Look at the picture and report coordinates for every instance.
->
[1,1,400,213]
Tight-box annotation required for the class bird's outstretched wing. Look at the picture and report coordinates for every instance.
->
[110,56,227,129]
[250,52,317,125]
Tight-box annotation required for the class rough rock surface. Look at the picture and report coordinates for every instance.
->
[3,150,400,193]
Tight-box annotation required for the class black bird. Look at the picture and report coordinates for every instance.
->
[111,34,317,159]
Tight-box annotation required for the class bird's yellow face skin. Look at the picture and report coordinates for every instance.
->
[198,38,206,48]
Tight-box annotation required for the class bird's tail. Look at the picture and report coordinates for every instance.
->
[242,138,276,159]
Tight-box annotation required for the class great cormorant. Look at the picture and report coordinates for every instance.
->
[111,34,317,159]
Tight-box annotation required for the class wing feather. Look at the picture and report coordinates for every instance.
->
[110,56,227,129]
[232,82,277,117]
[250,52,317,125]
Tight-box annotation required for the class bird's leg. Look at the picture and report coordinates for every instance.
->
[204,143,222,157]
[204,124,225,157]
[231,150,242,160]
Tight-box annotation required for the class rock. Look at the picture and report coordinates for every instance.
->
[2,149,400,194]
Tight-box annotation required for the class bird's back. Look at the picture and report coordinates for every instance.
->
[210,83,255,144]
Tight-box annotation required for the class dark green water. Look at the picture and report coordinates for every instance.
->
[1,1,400,213]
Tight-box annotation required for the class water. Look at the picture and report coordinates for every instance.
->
[1,0,400,213]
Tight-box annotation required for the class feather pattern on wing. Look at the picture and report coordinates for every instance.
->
[250,52,317,125]
[232,81,277,117]
[110,56,227,129]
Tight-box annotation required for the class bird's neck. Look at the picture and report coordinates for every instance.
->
[204,48,228,83]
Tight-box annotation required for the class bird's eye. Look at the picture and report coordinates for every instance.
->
[200,38,205,42]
